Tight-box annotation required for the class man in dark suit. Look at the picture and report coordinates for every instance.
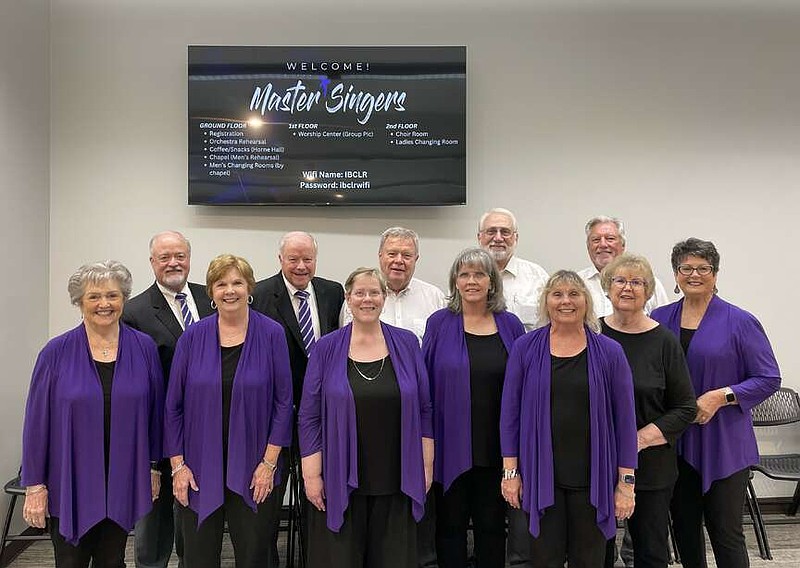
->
[252,231,344,406]
[122,231,214,568]
[252,231,344,565]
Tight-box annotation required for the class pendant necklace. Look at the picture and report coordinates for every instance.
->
[351,356,385,381]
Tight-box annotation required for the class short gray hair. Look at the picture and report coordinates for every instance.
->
[446,248,506,313]
[149,230,191,256]
[670,237,720,273]
[68,260,133,306]
[379,227,419,254]
[584,216,627,246]
[279,231,318,255]
[537,270,599,333]
[478,208,518,232]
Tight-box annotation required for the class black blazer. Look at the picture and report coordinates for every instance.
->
[122,281,214,381]
[252,273,344,404]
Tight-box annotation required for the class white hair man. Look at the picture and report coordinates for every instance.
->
[477,208,549,331]
[341,227,446,343]
[578,216,670,317]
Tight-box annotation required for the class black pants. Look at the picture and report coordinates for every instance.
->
[604,487,672,568]
[50,517,128,568]
[417,489,438,568]
[177,487,282,568]
[434,467,505,568]
[507,506,533,567]
[134,460,182,568]
[670,458,750,568]
[306,492,417,568]
[527,487,606,568]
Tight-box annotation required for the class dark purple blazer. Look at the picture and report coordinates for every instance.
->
[422,308,525,490]
[651,296,781,491]
[298,322,433,532]
[164,309,293,525]
[21,323,163,544]
[500,325,638,540]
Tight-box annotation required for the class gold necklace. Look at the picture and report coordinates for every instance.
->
[350,356,385,381]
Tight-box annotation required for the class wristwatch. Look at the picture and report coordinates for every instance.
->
[724,387,737,405]
[620,473,636,485]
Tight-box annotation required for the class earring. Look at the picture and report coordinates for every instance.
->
[713,286,718,295]
[210,300,217,310]
[674,285,680,295]
[248,295,254,304]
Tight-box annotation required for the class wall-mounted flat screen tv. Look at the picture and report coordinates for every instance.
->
[188,46,466,206]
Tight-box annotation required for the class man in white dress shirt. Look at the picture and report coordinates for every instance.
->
[577,215,670,318]
[477,208,549,331]
[341,227,446,343]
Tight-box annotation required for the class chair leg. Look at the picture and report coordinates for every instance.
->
[746,479,772,560]
[668,513,680,565]
[0,494,18,568]
[789,482,800,516]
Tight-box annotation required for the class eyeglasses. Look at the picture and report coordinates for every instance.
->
[480,227,515,238]
[610,277,646,289]
[677,264,714,276]
[154,253,188,264]
[350,290,383,299]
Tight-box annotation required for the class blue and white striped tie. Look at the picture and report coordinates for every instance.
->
[175,292,194,329]
[295,290,316,355]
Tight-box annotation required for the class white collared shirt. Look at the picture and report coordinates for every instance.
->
[577,265,671,318]
[156,281,201,330]
[501,256,550,331]
[340,277,446,343]
[282,275,322,340]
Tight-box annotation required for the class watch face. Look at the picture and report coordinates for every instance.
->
[622,474,636,484]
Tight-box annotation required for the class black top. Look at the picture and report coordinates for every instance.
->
[95,360,115,478]
[348,356,401,495]
[551,349,590,489]
[466,332,508,468]
[680,327,697,355]
[601,320,697,489]
[221,343,243,465]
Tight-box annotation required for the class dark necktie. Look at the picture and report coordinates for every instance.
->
[175,292,194,329]
[295,289,316,355]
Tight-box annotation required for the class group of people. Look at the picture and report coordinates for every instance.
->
[19,209,781,568]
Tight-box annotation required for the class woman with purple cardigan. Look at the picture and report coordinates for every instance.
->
[299,267,434,568]
[423,248,525,568]
[22,261,163,567]
[652,238,781,568]
[500,270,638,568]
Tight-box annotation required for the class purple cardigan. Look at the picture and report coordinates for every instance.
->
[21,323,164,545]
[500,325,637,540]
[651,296,781,491]
[298,322,433,532]
[422,308,525,491]
[164,310,293,525]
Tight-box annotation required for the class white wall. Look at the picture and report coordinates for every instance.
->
[1,0,50,523]
[42,0,800,496]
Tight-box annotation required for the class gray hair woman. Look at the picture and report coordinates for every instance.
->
[424,248,525,568]
[600,254,696,568]
[22,260,164,566]
[652,238,780,568]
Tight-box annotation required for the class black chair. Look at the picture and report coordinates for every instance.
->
[746,386,800,561]
[0,472,49,567]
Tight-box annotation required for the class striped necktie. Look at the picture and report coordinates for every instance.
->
[295,289,316,355]
[175,292,194,329]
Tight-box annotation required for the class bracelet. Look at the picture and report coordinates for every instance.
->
[25,484,47,496]
[171,462,186,477]
[261,458,277,472]
[151,469,162,476]
[502,468,519,480]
